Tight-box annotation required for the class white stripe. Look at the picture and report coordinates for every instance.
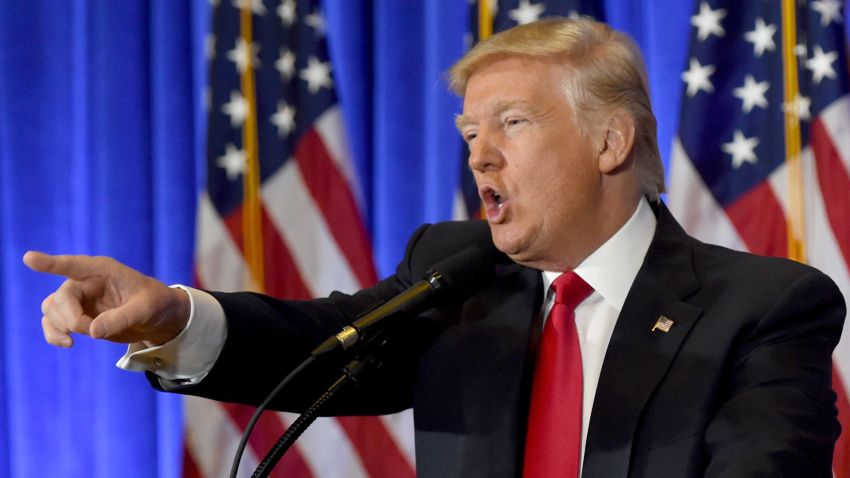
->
[261,160,361,296]
[380,411,417,468]
[819,94,850,173]
[667,137,747,250]
[315,107,366,211]
[767,146,850,365]
[195,192,252,292]
[185,396,260,478]
[278,413,369,478]
[451,188,470,221]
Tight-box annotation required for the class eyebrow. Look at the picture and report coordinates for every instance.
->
[455,100,536,133]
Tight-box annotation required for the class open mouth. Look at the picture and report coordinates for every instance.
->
[480,186,507,222]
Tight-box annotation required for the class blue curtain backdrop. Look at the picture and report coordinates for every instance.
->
[0,0,847,476]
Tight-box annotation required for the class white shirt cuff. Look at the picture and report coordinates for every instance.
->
[116,285,227,387]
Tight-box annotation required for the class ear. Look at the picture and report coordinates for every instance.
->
[597,112,636,174]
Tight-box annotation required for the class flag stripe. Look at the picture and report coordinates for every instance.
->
[379,412,417,466]
[314,108,366,210]
[185,396,261,477]
[723,181,788,257]
[196,193,249,293]
[336,416,416,478]
[279,413,371,478]
[811,118,850,267]
[222,200,313,299]
[668,139,747,250]
[262,160,361,296]
[294,128,378,287]
[181,444,203,478]
[820,96,850,172]
[222,403,315,478]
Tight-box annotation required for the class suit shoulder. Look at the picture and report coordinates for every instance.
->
[401,220,499,277]
[691,239,840,295]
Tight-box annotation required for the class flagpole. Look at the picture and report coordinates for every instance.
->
[780,0,806,263]
[240,3,266,292]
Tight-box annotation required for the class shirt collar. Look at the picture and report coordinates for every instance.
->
[542,197,657,311]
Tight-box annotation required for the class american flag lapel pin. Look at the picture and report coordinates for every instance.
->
[652,315,674,333]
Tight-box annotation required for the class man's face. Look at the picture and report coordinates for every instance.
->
[458,55,603,270]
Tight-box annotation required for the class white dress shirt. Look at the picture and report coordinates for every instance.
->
[539,197,656,473]
[118,198,658,456]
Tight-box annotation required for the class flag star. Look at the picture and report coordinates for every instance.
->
[271,101,296,137]
[305,10,326,37]
[682,58,716,96]
[691,1,727,41]
[812,0,842,26]
[722,130,759,168]
[277,0,296,26]
[275,48,296,81]
[222,90,249,127]
[217,143,246,181]
[509,0,545,25]
[794,44,807,57]
[782,95,812,121]
[227,38,260,73]
[231,0,266,16]
[733,75,770,112]
[744,18,776,57]
[300,56,333,93]
[806,45,838,84]
[205,34,217,60]
[567,10,581,20]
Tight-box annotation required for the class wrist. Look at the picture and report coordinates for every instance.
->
[146,286,192,346]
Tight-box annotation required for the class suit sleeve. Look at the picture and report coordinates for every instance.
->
[151,223,437,415]
[704,268,846,477]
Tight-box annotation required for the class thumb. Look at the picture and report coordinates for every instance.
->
[89,305,135,341]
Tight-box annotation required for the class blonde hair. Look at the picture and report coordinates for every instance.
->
[449,17,665,201]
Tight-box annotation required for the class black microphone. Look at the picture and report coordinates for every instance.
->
[311,246,497,359]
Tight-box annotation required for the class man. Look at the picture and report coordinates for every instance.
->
[25,17,845,477]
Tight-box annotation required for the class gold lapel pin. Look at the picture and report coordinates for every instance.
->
[652,315,674,333]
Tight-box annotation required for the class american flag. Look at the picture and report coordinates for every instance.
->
[454,0,605,220]
[186,0,415,476]
[667,0,850,474]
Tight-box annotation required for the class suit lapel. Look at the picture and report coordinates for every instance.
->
[582,204,704,478]
[415,260,543,478]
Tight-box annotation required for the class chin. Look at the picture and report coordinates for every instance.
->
[491,232,530,262]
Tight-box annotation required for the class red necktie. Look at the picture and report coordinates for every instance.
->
[523,271,593,478]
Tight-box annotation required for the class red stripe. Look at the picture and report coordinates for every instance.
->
[194,271,313,476]
[834,368,850,478]
[724,180,788,257]
[181,443,203,478]
[336,416,416,478]
[223,403,315,478]
[811,117,850,265]
[222,203,313,300]
[294,129,378,287]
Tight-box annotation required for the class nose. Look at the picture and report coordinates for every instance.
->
[467,128,505,173]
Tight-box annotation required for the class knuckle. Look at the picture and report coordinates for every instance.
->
[41,295,55,315]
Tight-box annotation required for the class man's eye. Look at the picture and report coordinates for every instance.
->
[464,132,477,143]
[505,118,526,127]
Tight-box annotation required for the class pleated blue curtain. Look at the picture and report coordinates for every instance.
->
[9,0,846,476]
[0,1,207,476]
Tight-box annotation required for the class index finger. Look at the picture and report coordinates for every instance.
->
[23,251,104,280]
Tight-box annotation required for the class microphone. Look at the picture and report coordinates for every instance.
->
[311,247,497,359]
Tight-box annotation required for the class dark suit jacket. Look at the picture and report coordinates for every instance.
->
[170,202,845,477]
